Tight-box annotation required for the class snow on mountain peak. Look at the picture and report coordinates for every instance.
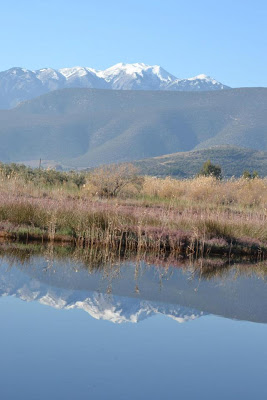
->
[97,62,150,79]
[188,74,214,82]
[59,66,97,79]
[190,74,209,80]
[97,63,175,81]
[36,68,61,82]
[0,63,229,108]
[186,73,226,88]
[2,283,205,324]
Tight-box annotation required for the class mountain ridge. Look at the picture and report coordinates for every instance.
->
[133,146,267,178]
[0,62,229,109]
[0,262,204,324]
[0,86,265,168]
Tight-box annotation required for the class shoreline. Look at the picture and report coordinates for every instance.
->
[0,228,266,259]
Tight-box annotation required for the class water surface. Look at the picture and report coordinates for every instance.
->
[0,247,266,399]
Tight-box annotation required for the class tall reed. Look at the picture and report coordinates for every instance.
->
[0,170,266,257]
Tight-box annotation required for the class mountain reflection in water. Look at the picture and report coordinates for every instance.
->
[0,244,266,324]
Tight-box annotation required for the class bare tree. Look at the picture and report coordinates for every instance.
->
[89,163,144,198]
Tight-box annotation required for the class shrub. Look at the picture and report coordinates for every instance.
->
[242,170,259,179]
[198,160,222,179]
[87,164,144,198]
[0,162,86,188]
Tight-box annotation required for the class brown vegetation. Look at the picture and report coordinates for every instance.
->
[0,164,267,258]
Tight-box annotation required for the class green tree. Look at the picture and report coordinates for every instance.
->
[242,170,259,179]
[198,160,222,179]
[242,170,252,179]
[252,170,259,179]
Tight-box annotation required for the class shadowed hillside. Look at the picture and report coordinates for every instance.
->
[0,87,267,167]
[133,146,267,178]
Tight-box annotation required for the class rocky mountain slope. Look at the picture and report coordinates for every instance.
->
[0,63,229,108]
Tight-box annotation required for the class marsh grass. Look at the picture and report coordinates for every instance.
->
[0,166,267,257]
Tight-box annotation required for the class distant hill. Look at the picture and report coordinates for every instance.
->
[133,146,267,178]
[0,87,267,168]
[0,63,229,109]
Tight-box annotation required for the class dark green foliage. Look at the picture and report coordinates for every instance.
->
[242,170,259,179]
[242,170,252,179]
[198,160,222,179]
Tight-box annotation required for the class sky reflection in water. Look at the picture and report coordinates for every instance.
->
[0,249,266,400]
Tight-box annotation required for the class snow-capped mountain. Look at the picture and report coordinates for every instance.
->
[17,289,205,324]
[1,252,267,324]
[0,268,204,324]
[166,74,227,91]
[96,62,177,90]
[0,63,229,109]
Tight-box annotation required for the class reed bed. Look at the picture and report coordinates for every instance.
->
[0,169,267,258]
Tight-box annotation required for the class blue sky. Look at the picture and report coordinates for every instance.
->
[1,0,266,87]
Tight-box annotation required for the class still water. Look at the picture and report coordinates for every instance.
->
[0,246,266,400]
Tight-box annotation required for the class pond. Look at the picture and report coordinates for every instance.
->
[0,246,266,399]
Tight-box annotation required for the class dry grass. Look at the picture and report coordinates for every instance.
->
[142,175,267,209]
[0,171,267,257]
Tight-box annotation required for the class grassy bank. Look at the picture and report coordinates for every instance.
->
[0,163,267,258]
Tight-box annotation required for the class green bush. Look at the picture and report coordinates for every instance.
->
[242,170,259,179]
[198,160,222,179]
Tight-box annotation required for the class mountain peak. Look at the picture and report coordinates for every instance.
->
[190,74,210,80]
[96,63,180,89]
[97,62,156,78]
[0,63,230,109]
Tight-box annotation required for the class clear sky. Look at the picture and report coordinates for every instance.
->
[1,0,266,87]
